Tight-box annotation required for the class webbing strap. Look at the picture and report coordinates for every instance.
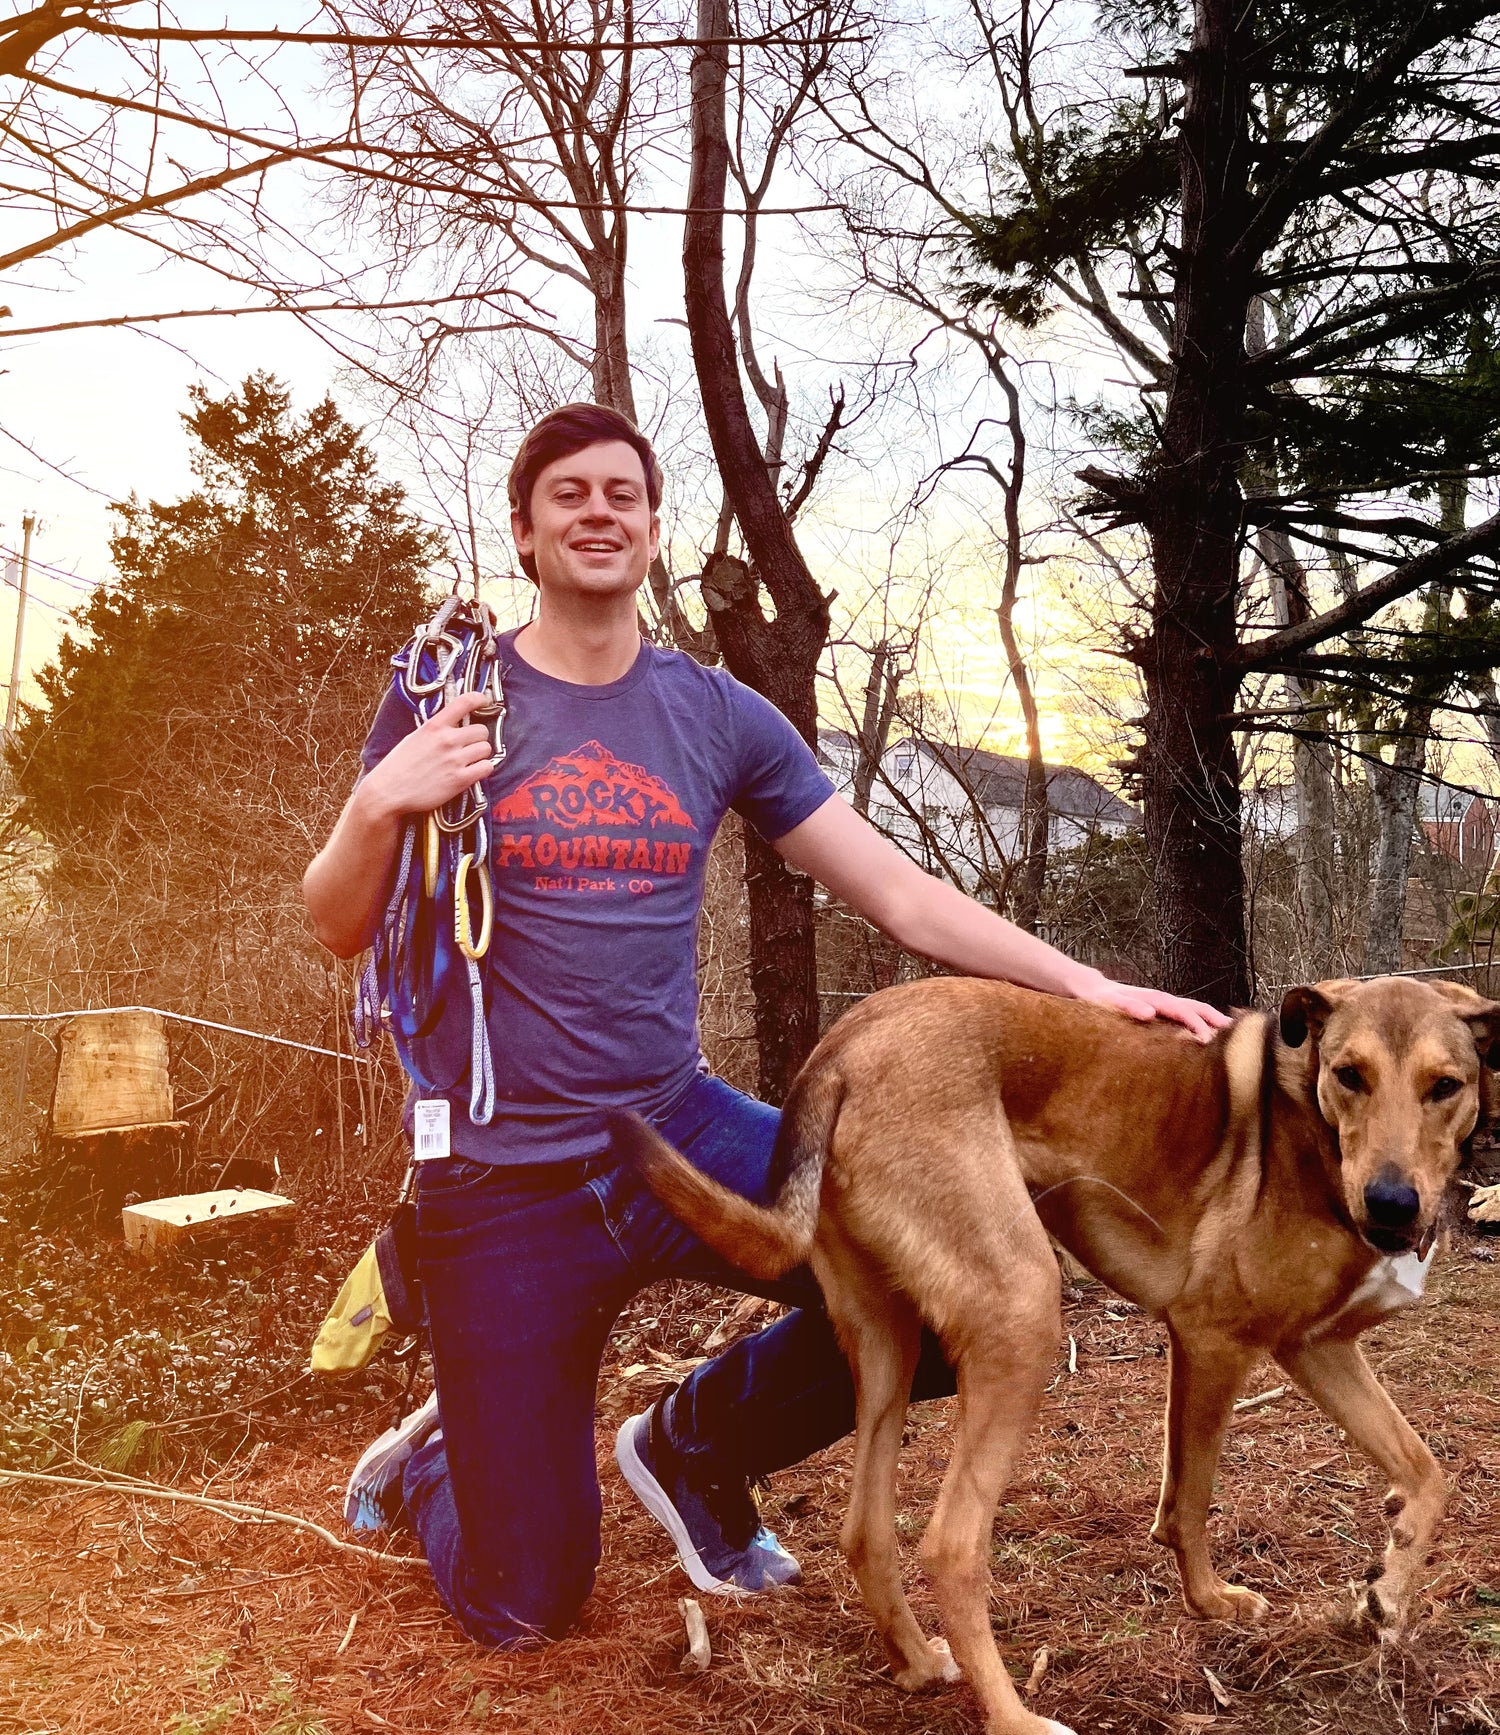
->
[352,598,503,1126]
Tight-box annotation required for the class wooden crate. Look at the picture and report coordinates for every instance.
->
[122,1189,297,1263]
[52,1011,176,1139]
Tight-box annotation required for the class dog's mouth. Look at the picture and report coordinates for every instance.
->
[1360,1221,1436,1258]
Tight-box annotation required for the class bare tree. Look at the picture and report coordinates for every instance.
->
[683,0,867,1098]
[860,0,1500,1003]
[804,62,1058,928]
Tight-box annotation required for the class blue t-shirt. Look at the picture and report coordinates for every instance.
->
[359,628,835,1163]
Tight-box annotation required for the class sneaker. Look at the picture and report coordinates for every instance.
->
[615,1402,801,1595]
[344,1392,442,1532]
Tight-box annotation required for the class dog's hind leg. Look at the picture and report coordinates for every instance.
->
[812,1229,951,1691]
[919,1228,1073,1735]
[1150,1325,1268,1624]
[1277,1336,1443,1631]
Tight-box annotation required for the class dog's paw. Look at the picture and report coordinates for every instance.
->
[1344,1576,1408,1634]
[1191,1582,1271,1625]
[890,1636,962,1691]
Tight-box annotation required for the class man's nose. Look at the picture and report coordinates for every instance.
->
[1364,1163,1421,1229]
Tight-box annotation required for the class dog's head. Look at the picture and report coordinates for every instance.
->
[1279,975,1500,1255]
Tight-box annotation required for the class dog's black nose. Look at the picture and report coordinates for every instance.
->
[1364,1166,1420,1229]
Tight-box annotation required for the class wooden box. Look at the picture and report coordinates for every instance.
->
[122,1189,296,1263]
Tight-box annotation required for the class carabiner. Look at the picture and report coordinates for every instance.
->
[402,631,465,698]
[423,813,441,900]
[454,850,494,960]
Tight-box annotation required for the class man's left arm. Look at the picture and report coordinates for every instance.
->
[773,794,1230,1042]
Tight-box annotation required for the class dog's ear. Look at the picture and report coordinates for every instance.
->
[1279,985,1332,1049]
[1427,980,1500,1067]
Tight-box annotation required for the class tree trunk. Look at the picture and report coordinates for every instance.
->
[1468,668,1500,781]
[1360,482,1463,974]
[1361,718,1429,975]
[590,260,637,420]
[852,641,900,817]
[1258,522,1337,973]
[683,0,832,1100]
[1244,293,1337,975]
[992,363,1047,932]
[1137,0,1257,1006]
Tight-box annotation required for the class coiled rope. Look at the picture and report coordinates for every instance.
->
[353,596,506,1125]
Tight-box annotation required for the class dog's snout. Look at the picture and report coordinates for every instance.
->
[1364,1165,1421,1230]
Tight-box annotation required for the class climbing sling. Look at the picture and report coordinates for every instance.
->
[314,596,508,1382]
[352,594,507,1127]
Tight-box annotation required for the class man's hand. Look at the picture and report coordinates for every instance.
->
[303,691,501,958]
[1469,1182,1500,1226]
[1075,975,1233,1044]
[359,690,499,821]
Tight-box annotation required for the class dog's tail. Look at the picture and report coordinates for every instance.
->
[608,1070,842,1280]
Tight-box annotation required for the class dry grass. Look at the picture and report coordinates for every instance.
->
[4,1241,1499,1735]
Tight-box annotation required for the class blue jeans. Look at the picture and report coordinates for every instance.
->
[403,1073,955,1646]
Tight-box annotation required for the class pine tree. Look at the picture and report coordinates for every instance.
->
[6,374,440,1019]
[959,0,1500,998]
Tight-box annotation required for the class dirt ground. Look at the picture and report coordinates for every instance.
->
[3,1192,1499,1735]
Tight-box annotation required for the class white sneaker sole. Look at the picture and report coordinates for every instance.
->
[344,1392,440,1530]
[614,1412,743,1597]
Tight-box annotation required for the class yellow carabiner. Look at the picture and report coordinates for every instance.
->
[454,851,493,961]
[424,813,440,900]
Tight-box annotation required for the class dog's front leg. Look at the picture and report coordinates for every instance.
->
[1277,1336,1443,1630]
[1150,1325,1270,1624]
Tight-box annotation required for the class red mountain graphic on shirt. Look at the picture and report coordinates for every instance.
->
[491,741,696,831]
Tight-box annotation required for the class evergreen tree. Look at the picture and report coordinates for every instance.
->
[5,375,440,1022]
[957,0,1500,997]
[11,374,439,855]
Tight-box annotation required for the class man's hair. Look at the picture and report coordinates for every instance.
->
[507,403,663,582]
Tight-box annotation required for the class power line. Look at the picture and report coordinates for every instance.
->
[0,1005,371,1065]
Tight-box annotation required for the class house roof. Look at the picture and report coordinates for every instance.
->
[1418,780,1487,823]
[816,728,1139,826]
[816,727,861,766]
[911,739,1140,827]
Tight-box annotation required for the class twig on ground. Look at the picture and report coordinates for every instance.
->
[0,1468,426,1568]
[1234,1384,1288,1414]
[679,1596,711,1670]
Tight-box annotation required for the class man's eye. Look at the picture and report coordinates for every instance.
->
[1333,1065,1365,1092]
[1430,1075,1462,1102]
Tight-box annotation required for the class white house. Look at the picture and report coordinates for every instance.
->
[817,730,1139,889]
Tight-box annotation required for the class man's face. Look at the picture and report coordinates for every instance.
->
[512,440,659,603]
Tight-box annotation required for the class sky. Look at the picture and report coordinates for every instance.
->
[0,3,1163,789]
[1,232,344,702]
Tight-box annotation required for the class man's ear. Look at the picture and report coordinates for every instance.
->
[1279,984,1333,1049]
[1428,980,1500,1067]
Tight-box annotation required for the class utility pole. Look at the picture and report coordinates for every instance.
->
[5,513,35,737]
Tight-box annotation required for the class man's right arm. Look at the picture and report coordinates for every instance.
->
[302,691,497,958]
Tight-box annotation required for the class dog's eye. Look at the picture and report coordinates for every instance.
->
[1429,1075,1462,1102]
[1333,1065,1365,1092]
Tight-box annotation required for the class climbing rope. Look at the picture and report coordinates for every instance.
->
[353,595,506,1125]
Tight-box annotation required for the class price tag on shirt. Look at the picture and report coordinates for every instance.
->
[413,1098,450,1162]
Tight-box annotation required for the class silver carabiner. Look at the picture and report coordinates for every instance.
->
[403,631,465,697]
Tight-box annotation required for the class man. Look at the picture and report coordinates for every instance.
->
[303,402,1227,1646]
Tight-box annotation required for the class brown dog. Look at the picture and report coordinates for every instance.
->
[614,974,1496,1735]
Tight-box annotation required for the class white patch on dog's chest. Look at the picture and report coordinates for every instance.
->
[1342,1246,1436,1318]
